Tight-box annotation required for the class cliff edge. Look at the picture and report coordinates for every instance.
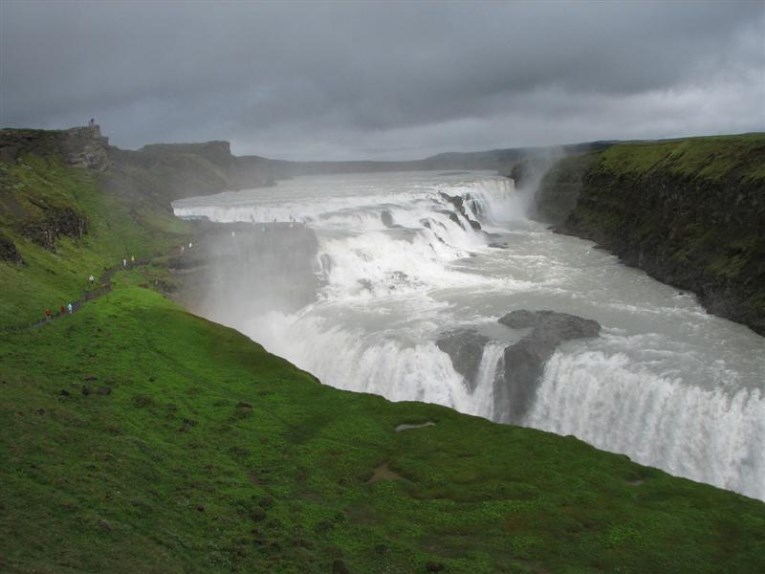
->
[532,134,765,335]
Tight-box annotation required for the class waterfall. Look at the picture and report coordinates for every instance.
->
[526,350,765,500]
[174,170,765,501]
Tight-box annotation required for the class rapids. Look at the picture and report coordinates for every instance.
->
[174,171,765,501]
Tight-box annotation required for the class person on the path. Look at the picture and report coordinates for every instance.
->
[67,303,73,314]
[123,258,127,267]
[45,309,52,321]
[60,305,65,315]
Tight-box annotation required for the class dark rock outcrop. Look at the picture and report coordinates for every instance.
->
[381,210,395,228]
[0,126,110,172]
[20,206,88,250]
[495,310,600,424]
[61,126,110,171]
[439,192,482,231]
[436,330,490,392]
[531,154,596,225]
[0,232,23,263]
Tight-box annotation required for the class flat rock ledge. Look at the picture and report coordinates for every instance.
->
[495,310,601,424]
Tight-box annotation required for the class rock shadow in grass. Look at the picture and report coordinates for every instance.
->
[367,462,403,484]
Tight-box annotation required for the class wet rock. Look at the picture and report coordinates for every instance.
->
[96,386,112,395]
[21,207,89,250]
[439,192,482,231]
[499,310,601,339]
[495,310,600,423]
[436,330,489,392]
[446,211,463,229]
[381,210,395,227]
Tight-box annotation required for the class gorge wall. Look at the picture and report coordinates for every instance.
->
[530,134,765,335]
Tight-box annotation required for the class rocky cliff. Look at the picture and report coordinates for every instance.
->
[532,134,765,335]
[0,126,110,171]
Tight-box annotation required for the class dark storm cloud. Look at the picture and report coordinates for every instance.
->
[2,1,763,160]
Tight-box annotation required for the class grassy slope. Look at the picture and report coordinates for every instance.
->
[1,144,764,573]
[0,154,189,328]
[3,288,764,574]
[592,133,765,181]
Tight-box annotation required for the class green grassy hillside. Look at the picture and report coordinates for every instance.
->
[3,288,763,574]
[0,151,189,328]
[2,134,764,573]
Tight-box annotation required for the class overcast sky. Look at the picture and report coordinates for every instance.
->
[2,1,763,160]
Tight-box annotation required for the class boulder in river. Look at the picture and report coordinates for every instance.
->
[436,330,490,393]
[495,310,600,424]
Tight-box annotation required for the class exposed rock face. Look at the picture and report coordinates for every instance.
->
[61,126,110,171]
[381,210,395,228]
[507,157,555,191]
[0,232,23,263]
[531,154,595,225]
[439,192,482,230]
[436,330,490,392]
[495,310,601,424]
[0,126,110,172]
[534,136,765,335]
[21,206,88,250]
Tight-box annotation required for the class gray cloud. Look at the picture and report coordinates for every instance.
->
[2,1,763,160]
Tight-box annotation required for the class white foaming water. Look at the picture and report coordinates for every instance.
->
[174,171,765,500]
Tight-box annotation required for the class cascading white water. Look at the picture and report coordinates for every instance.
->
[527,351,765,497]
[174,170,765,501]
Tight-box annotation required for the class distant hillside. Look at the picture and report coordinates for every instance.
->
[243,141,616,179]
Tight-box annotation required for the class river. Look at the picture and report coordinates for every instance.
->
[174,170,765,501]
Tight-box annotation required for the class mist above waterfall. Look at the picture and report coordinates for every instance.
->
[175,170,765,501]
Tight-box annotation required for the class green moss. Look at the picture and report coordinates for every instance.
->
[594,133,765,182]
